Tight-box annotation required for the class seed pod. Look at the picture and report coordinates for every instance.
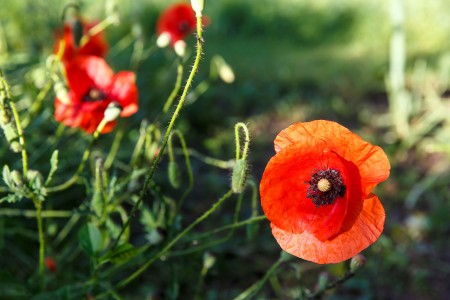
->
[231,159,247,193]
[168,161,181,189]
[2,122,21,153]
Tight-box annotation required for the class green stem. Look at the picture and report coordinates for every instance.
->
[116,189,233,289]
[175,148,234,169]
[307,271,355,299]
[233,255,284,300]
[163,57,184,113]
[171,130,194,211]
[33,198,45,277]
[46,118,108,193]
[111,14,204,249]
[105,127,124,169]
[2,80,28,177]
[0,208,75,218]
[22,80,52,128]
[80,16,116,47]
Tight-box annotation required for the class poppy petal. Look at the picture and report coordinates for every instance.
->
[109,72,139,117]
[260,140,352,240]
[274,120,390,196]
[270,193,385,264]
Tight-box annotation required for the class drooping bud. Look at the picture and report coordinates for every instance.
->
[218,62,235,84]
[190,0,204,17]
[156,32,171,48]
[104,101,122,122]
[231,159,247,193]
[71,17,84,47]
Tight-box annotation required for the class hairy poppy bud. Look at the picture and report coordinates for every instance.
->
[168,161,181,189]
[350,254,366,272]
[231,159,247,193]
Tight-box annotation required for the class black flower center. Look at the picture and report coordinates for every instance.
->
[83,88,107,102]
[306,168,346,208]
[178,21,190,33]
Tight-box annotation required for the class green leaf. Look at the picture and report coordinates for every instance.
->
[78,223,102,256]
[45,150,59,186]
[2,165,12,189]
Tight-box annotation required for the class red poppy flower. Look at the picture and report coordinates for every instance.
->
[156,3,198,47]
[54,56,138,134]
[54,19,108,62]
[260,120,390,264]
[45,256,56,273]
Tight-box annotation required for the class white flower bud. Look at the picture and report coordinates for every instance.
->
[174,40,186,57]
[156,32,171,48]
[104,102,122,122]
[191,0,204,17]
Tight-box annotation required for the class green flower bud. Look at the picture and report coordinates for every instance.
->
[350,254,366,273]
[231,159,247,193]
[168,161,181,189]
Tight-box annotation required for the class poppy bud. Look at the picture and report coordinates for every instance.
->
[1,122,21,153]
[71,18,84,48]
[156,32,171,48]
[218,62,235,84]
[190,0,204,17]
[103,102,122,122]
[168,161,181,189]
[231,159,247,193]
[202,252,216,271]
[174,40,186,57]
[350,254,366,272]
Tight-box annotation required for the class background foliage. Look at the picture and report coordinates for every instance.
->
[1,0,450,299]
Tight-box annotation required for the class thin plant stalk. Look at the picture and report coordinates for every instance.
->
[233,255,284,300]
[111,13,205,249]
[163,57,184,113]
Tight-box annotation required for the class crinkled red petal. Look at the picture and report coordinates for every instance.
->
[274,120,390,196]
[260,140,363,241]
[270,193,385,264]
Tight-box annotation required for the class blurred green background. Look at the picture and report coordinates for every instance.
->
[1,0,450,299]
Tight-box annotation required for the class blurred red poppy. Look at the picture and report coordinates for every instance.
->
[54,19,108,62]
[260,120,390,264]
[45,256,56,273]
[156,3,198,47]
[54,56,138,134]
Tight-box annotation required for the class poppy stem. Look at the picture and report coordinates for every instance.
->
[116,189,234,289]
[170,130,194,213]
[46,118,108,192]
[306,271,355,299]
[0,74,29,177]
[233,255,284,300]
[163,57,184,113]
[110,14,205,250]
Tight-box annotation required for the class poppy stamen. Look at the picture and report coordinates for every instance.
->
[84,88,106,102]
[317,178,331,192]
[306,168,346,208]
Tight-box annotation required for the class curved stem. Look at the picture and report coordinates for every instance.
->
[171,130,194,211]
[116,189,233,289]
[111,14,204,249]
[163,57,184,113]
[46,118,108,193]
[234,122,250,161]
